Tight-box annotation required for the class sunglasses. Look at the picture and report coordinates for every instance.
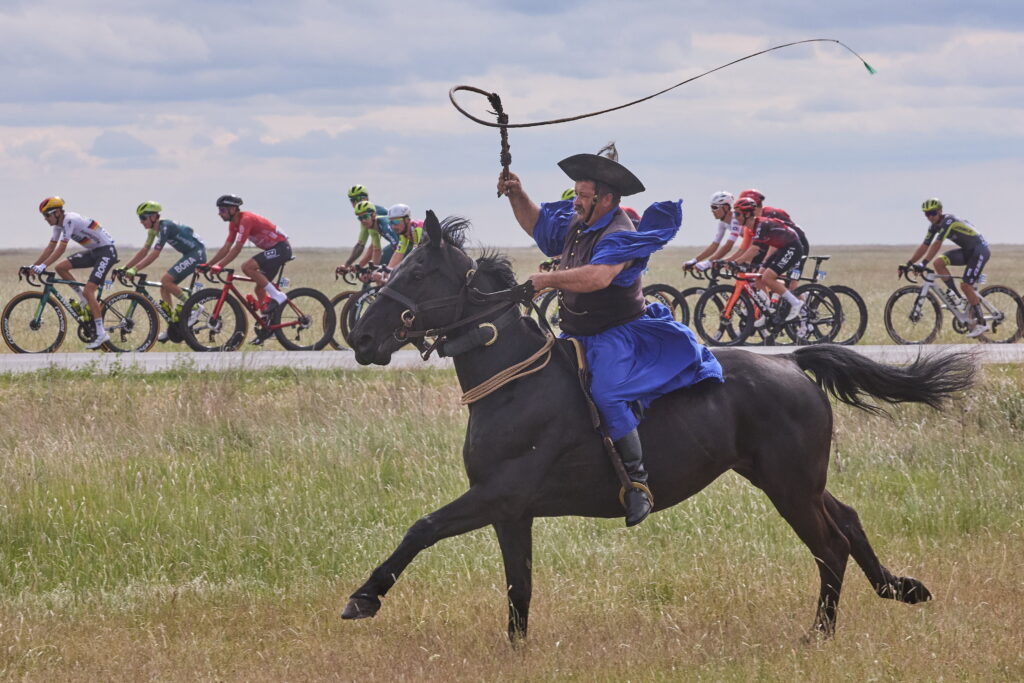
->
[924,209,940,217]
[44,208,60,216]
[358,212,375,220]
[710,204,726,210]
[139,213,157,221]
[388,217,404,225]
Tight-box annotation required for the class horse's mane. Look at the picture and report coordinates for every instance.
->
[439,216,518,290]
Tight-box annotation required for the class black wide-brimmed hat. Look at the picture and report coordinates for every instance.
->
[557,153,645,197]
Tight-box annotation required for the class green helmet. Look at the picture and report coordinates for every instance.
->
[921,198,942,212]
[561,188,576,201]
[136,200,162,216]
[347,184,369,199]
[353,200,376,217]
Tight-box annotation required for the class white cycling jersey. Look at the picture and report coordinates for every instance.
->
[712,217,742,244]
[49,211,115,249]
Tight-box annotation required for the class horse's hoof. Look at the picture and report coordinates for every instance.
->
[899,577,933,604]
[341,595,381,620]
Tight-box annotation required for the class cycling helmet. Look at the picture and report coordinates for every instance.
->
[561,188,576,201]
[733,197,758,215]
[353,200,376,217]
[39,196,65,214]
[387,203,411,219]
[921,198,943,212]
[709,190,734,207]
[347,184,369,199]
[216,194,243,208]
[136,200,162,216]
[739,188,765,204]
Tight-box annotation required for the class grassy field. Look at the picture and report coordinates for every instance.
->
[2,244,1024,352]
[0,356,1023,678]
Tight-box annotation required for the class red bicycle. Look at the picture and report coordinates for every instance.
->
[179,264,334,351]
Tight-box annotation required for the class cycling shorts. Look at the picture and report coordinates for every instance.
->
[67,245,118,286]
[940,245,990,286]
[252,241,292,281]
[763,241,804,277]
[169,247,207,284]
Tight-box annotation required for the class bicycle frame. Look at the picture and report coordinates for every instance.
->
[199,267,303,334]
[117,269,202,324]
[903,270,1001,327]
[21,270,105,327]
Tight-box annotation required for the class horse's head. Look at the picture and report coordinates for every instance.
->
[350,211,519,365]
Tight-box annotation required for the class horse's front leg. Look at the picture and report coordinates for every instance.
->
[341,459,546,622]
[493,518,533,642]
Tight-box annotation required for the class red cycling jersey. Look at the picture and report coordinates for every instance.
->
[227,211,289,250]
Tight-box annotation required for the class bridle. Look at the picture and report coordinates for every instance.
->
[377,248,534,360]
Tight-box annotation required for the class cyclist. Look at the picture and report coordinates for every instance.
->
[119,201,207,342]
[338,200,399,278]
[30,197,118,349]
[732,196,805,324]
[341,185,397,273]
[738,188,810,263]
[684,191,740,272]
[904,198,991,337]
[204,194,291,328]
[377,204,423,278]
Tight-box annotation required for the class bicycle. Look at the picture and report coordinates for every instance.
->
[111,268,204,345]
[338,264,388,345]
[691,262,841,347]
[789,255,869,346]
[2,267,158,353]
[179,263,335,352]
[884,265,1024,344]
[328,267,364,350]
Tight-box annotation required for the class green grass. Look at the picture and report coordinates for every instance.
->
[0,363,1022,679]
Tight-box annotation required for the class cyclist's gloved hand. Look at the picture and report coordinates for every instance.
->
[683,258,697,270]
[31,264,45,274]
[210,264,223,273]
[125,267,137,277]
[911,262,926,274]
[695,260,712,272]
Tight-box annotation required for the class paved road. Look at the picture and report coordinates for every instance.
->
[0,344,1019,375]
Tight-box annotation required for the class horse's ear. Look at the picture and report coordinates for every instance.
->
[424,210,441,249]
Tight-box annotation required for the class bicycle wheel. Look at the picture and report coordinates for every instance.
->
[977,285,1024,344]
[829,284,868,346]
[676,286,706,327]
[272,287,335,351]
[101,291,159,353]
[328,291,356,350]
[692,284,755,346]
[884,286,942,344]
[180,289,248,352]
[786,284,842,345]
[536,289,563,336]
[1,291,67,353]
[642,283,684,321]
[341,289,379,344]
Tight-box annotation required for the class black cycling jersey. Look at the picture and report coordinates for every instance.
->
[923,213,988,252]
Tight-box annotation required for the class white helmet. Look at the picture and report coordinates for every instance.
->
[709,191,734,207]
[387,203,411,219]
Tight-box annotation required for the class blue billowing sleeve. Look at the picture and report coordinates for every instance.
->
[532,199,575,257]
[592,200,683,286]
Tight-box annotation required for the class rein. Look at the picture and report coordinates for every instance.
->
[460,332,555,405]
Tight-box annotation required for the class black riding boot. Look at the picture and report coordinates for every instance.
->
[614,428,652,527]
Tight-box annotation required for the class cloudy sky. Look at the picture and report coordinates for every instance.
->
[2,1,1022,252]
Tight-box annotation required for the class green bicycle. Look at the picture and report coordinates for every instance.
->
[2,267,159,353]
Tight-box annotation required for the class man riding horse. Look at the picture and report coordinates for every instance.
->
[498,153,724,526]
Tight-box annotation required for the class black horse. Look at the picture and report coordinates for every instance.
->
[342,212,976,640]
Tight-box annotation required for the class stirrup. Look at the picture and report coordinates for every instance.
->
[618,481,654,509]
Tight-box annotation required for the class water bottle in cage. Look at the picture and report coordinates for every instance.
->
[278,276,290,291]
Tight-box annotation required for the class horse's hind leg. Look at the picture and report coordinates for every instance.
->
[493,518,533,642]
[823,490,932,604]
[765,488,852,637]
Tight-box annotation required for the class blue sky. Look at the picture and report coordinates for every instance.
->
[2,1,1022,251]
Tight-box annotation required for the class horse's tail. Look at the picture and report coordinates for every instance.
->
[792,344,978,416]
